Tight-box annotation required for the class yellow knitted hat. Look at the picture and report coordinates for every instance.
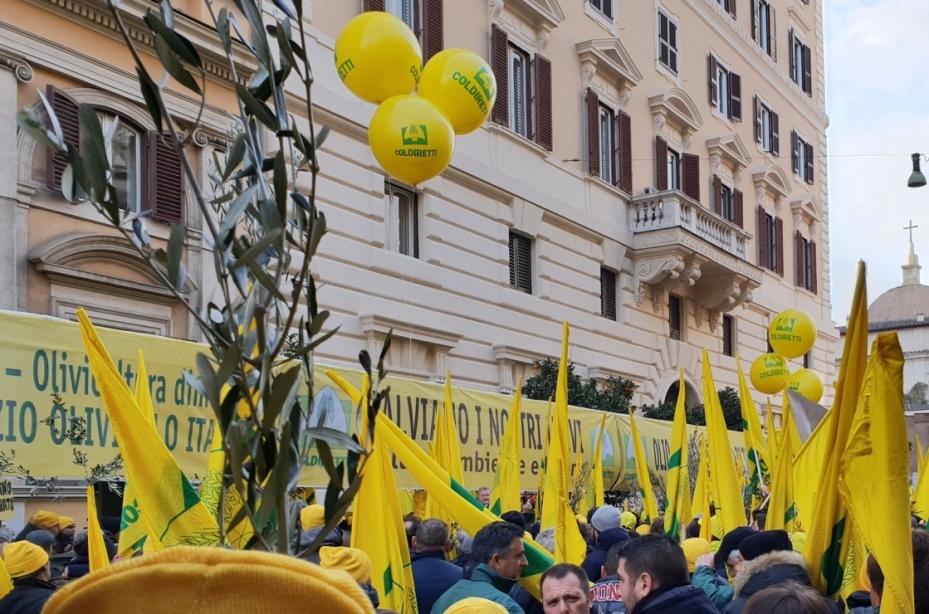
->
[2,541,49,578]
[681,538,711,573]
[443,597,508,613]
[42,546,376,614]
[58,516,76,530]
[319,546,371,584]
[0,557,11,598]
[31,510,59,530]
[620,512,636,531]
[300,504,326,531]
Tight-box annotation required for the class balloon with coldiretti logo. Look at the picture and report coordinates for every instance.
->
[334,12,422,104]
[786,368,824,403]
[767,309,817,359]
[749,353,790,395]
[369,95,455,185]
[418,49,497,135]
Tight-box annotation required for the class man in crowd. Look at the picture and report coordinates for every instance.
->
[410,518,462,614]
[431,521,527,614]
[615,533,719,613]
[52,517,75,555]
[298,504,342,564]
[319,545,380,609]
[477,487,492,508]
[0,541,56,613]
[13,511,59,542]
[539,563,593,614]
[589,541,626,613]
[866,529,929,614]
[582,506,629,582]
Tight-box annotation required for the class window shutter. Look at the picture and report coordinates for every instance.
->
[534,55,553,151]
[708,54,718,107]
[802,46,813,96]
[669,295,681,340]
[422,0,444,61]
[734,189,744,228]
[508,233,517,288]
[729,0,737,19]
[362,0,385,11]
[601,268,617,320]
[682,153,700,202]
[795,231,803,286]
[757,207,768,267]
[771,111,780,156]
[713,175,722,215]
[586,89,600,178]
[753,96,762,143]
[517,235,532,293]
[805,143,815,184]
[752,0,759,42]
[770,7,777,61]
[730,73,742,121]
[148,132,184,224]
[775,217,784,275]
[491,25,509,126]
[810,241,818,294]
[723,315,733,356]
[655,137,668,191]
[791,130,799,174]
[788,29,795,79]
[619,111,632,194]
[45,86,80,193]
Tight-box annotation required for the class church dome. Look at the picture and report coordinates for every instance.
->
[869,283,929,322]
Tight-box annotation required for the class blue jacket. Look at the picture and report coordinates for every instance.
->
[590,574,627,613]
[631,584,720,614]
[411,549,463,614]
[582,528,630,581]
[430,563,522,614]
[692,564,734,610]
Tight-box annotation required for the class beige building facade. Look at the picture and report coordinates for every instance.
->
[1,0,835,421]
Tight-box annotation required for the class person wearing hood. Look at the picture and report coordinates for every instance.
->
[13,511,59,542]
[0,541,56,613]
[431,522,527,614]
[410,519,462,614]
[615,534,718,614]
[722,530,840,614]
[318,546,380,609]
[581,506,630,582]
[298,504,342,564]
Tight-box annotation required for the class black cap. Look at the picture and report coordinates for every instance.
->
[739,530,792,561]
[714,526,757,565]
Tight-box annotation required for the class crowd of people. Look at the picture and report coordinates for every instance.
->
[0,497,926,613]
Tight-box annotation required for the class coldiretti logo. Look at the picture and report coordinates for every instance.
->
[401,124,428,146]
[474,67,495,100]
[775,317,796,332]
[764,355,784,368]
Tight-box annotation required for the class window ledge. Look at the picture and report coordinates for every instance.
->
[486,122,551,159]
[655,61,682,87]
[710,107,735,129]
[584,3,618,35]
[586,174,631,200]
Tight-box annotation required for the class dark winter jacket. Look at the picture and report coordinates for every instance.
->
[511,586,544,614]
[452,551,471,571]
[298,526,342,564]
[589,574,627,613]
[430,563,522,614]
[722,550,841,614]
[410,549,463,614]
[692,563,734,609]
[64,555,90,580]
[631,583,720,614]
[359,582,380,608]
[582,528,630,581]
[0,577,57,614]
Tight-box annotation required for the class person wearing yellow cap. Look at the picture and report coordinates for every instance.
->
[620,512,637,533]
[52,516,76,555]
[299,504,342,565]
[443,597,507,613]
[0,541,55,613]
[13,510,60,542]
[318,546,379,609]
[681,538,711,576]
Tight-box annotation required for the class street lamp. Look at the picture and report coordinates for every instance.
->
[908,153,927,188]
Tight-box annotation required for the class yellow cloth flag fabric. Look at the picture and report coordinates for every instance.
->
[536,399,552,522]
[918,437,925,475]
[766,412,797,533]
[791,407,831,533]
[629,409,659,523]
[664,370,691,542]
[200,421,253,548]
[736,356,768,503]
[915,442,929,522]
[803,262,869,597]
[87,485,110,572]
[702,350,747,534]
[692,436,713,543]
[765,400,779,469]
[78,309,219,548]
[586,414,607,512]
[491,382,523,516]
[426,374,465,524]
[838,333,914,614]
[352,376,418,614]
[781,391,803,455]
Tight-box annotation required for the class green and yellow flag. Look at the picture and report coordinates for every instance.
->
[838,333,913,614]
[916,441,929,522]
[87,485,110,572]
[78,309,219,548]
[629,408,659,523]
[585,414,607,512]
[491,381,523,516]
[200,421,253,548]
[766,411,797,533]
[692,435,713,542]
[426,373,465,527]
[736,355,768,505]
[702,349,747,534]
[664,370,691,542]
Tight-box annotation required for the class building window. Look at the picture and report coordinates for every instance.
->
[601,268,617,320]
[757,207,783,275]
[586,89,632,192]
[796,233,817,293]
[709,55,742,121]
[598,106,616,184]
[754,97,779,155]
[667,148,681,191]
[385,182,419,258]
[720,183,734,220]
[669,294,682,340]
[717,0,736,17]
[722,315,734,357]
[492,26,553,151]
[589,0,613,20]
[754,0,776,58]
[792,131,815,184]
[508,45,532,139]
[509,232,532,293]
[658,11,679,74]
[713,176,743,226]
[789,30,812,95]
[386,0,419,33]
[803,351,811,369]
[98,114,141,213]
[376,0,443,61]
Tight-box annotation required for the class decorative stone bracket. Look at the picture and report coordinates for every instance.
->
[634,254,703,313]
[694,274,757,331]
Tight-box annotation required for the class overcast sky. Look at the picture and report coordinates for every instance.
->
[827,0,929,323]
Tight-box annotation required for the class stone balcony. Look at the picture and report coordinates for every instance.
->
[628,190,763,330]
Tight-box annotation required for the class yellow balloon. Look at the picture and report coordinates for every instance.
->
[418,49,497,135]
[786,369,824,404]
[768,309,817,359]
[750,353,790,395]
[369,95,455,185]
[334,12,422,104]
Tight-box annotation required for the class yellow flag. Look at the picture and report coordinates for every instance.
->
[536,399,552,522]
[586,414,607,511]
[736,356,768,503]
[491,381,523,516]
[918,436,925,472]
[781,391,803,455]
[692,435,713,542]
[664,370,691,542]
[200,421,253,548]
[803,262,868,597]
[78,309,219,547]
[765,400,779,469]
[766,412,797,533]
[352,375,418,614]
[629,408,659,523]
[702,350,747,533]
[916,442,929,522]
[87,485,109,572]
[426,374,465,525]
[838,333,914,614]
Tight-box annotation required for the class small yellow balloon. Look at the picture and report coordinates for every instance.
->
[334,12,422,104]
[768,309,817,359]
[750,353,790,395]
[369,95,455,185]
[786,369,824,404]
[418,49,497,135]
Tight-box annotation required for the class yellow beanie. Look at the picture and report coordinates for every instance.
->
[0,557,13,598]
[319,546,371,584]
[31,510,59,531]
[635,525,650,536]
[443,597,508,613]
[575,514,587,525]
[58,516,76,530]
[301,504,326,531]
[42,546,375,614]
[2,541,49,578]
[681,538,711,573]
[620,512,636,531]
